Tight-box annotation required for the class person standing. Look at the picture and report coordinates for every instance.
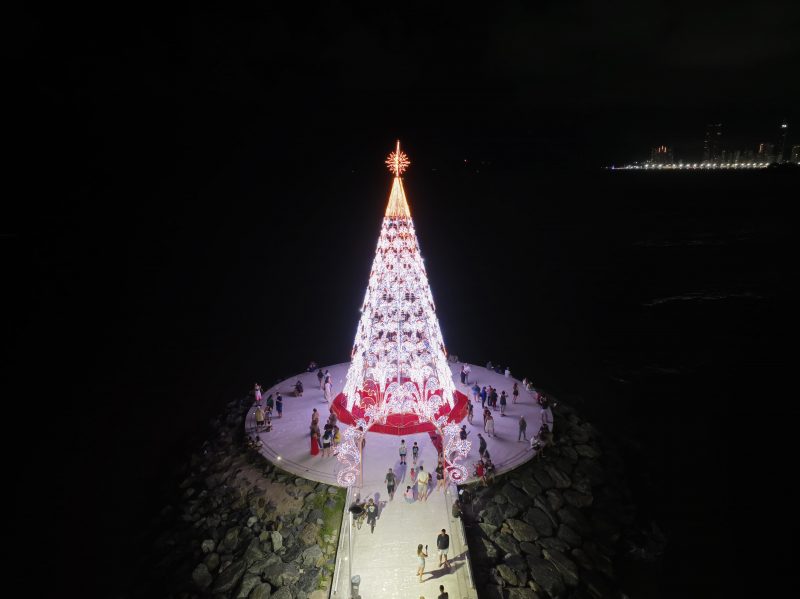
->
[438,585,449,599]
[385,467,397,500]
[324,370,331,385]
[435,460,445,491]
[322,426,333,456]
[399,439,408,465]
[310,428,320,456]
[485,412,495,438]
[276,394,283,418]
[317,368,324,389]
[483,408,490,431]
[512,382,519,404]
[478,433,487,458]
[365,498,378,533]
[254,383,262,404]
[412,441,420,465]
[499,391,507,415]
[474,460,486,486]
[459,365,466,384]
[479,386,487,409]
[417,466,430,501]
[490,387,498,409]
[518,415,527,441]
[255,406,265,432]
[504,366,511,378]
[404,486,415,503]
[323,379,333,403]
[542,409,554,431]
[333,425,341,453]
[265,393,274,412]
[467,400,474,425]
[417,544,428,582]
[471,382,480,403]
[464,364,471,384]
[436,529,450,568]
[311,408,319,429]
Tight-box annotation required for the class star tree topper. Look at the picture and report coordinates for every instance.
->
[385,140,410,176]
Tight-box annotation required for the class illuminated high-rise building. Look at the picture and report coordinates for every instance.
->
[703,123,723,163]
[791,145,800,164]
[777,122,789,163]
[649,145,673,165]
[757,143,776,164]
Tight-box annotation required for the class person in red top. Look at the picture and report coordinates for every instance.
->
[310,428,320,456]
[474,461,486,486]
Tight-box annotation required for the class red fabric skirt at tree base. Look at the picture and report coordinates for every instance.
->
[330,390,469,435]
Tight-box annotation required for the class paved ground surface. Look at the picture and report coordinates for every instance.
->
[245,362,553,599]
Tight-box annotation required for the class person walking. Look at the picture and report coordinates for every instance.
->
[265,393,274,412]
[478,433,487,458]
[436,529,450,568]
[412,441,420,465]
[317,369,324,389]
[385,467,397,500]
[435,460,445,491]
[404,486,415,503]
[365,498,378,533]
[324,370,331,385]
[467,400,474,424]
[464,364,471,384]
[471,383,480,403]
[438,586,449,599]
[518,415,527,441]
[499,390,507,415]
[254,383,262,404]
[276,393,283,418]
[490,387,498,410]
[417,544,428,582]
[323,379,333,403]
[485,412,495,438]
[399,439,408,465]
[459,365,466,385]
[483,407,490,431]
[311,408,319,428]
[410,466,417,483]
[459,425,468,441]
[255,405,265,432]
[512,382,519,404]
[417,466,430,501]
[479,386,487,409]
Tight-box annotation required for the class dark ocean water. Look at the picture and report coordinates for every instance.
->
[26,166,795,597]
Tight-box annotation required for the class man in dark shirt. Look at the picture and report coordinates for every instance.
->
[438,585,449,599]
[436,528,450,568]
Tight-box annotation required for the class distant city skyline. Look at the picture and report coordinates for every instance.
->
[619,120,797,167]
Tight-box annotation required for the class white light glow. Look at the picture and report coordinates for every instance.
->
[336,142,468,486]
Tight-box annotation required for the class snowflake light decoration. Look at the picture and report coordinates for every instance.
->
[385,140,410,176]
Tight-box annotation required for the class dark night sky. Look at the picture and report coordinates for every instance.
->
[9,2,799,597]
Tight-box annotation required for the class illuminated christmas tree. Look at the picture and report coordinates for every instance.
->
[334,141,469,485]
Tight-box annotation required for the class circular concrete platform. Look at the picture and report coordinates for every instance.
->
[246,361,553,488]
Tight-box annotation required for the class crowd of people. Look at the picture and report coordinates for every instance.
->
[252,361,556,486]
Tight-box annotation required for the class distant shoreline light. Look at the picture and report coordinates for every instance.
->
[606,162,795,171]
